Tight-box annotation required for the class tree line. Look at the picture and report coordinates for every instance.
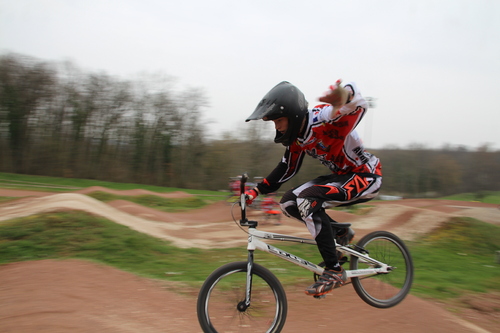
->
[1,53,499,197]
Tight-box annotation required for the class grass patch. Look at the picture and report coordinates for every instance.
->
[440,191,500,204]
[86,191,210,212]
[0,197,17,204]
[408,217,500,299]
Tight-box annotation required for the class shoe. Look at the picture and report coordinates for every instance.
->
[305,267,347,297]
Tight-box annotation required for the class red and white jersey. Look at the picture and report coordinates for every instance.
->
[257,82,381,194]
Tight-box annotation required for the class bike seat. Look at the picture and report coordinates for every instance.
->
[330,221,351,229]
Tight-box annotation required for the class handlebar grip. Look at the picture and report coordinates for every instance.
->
[240,173,248,194]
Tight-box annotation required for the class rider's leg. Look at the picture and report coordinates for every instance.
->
[300,200,348,296]
[280,172,381,228]
[296,173,381,265]
[281,191,341,271]
[314,209,341,269]
[280,173,381,296]
[279,190,302,221]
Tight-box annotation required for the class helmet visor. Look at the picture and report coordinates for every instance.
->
[246,81,294,122]
[245,100,284,122]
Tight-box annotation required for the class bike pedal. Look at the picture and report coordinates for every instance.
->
[313,295,326,299]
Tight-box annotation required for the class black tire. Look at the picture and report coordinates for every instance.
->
[197,261,287,333]
[350,231,414,308]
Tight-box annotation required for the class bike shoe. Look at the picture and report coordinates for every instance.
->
[305,267,347,297]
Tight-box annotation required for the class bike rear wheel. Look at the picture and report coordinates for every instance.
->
[350,231,414,308]
[197,261,287,333]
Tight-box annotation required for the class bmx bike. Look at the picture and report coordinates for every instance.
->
[197,174,414,333]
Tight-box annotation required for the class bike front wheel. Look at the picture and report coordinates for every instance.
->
[350,230,414,308]
[197,261,287,333]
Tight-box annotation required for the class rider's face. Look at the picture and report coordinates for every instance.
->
[272,117,288,134]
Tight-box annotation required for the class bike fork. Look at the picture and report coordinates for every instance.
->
[240,250,254,311]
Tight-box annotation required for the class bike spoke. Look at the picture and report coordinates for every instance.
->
[197,262,287,332]
[350,231,414,308]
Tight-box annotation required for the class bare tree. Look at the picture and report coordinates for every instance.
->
[0,54,57,173]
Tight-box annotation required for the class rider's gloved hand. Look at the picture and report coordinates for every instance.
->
[318,79,350,112]
[245,188,259,205]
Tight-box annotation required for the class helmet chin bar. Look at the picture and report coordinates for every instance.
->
[274,114,304,146]
[274,129,285,144]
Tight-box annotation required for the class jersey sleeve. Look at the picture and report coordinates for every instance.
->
[256,145,305,194]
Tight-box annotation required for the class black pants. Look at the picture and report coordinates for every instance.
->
[279,173,381,269]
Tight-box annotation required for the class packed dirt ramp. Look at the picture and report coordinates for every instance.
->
[0,188,499,332]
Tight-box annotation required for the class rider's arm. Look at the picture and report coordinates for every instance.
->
[318,80,351,119]
[256,146,306,195]
[316,82,367,122]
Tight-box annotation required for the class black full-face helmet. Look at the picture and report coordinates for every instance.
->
[246,81,308,146]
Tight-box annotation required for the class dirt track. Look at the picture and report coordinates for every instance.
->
[0,188,499,332]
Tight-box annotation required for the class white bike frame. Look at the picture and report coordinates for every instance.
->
[239,190,391,307]
[246,227,391,278]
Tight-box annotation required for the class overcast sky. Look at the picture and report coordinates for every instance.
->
[1,0,499,150]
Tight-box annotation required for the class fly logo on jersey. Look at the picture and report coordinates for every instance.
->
[306,147,345,173]
[342,175,371,200]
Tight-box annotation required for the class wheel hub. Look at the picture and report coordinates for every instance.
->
[237,301,248,312]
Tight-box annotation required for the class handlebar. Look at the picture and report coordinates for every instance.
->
[240,173,248,194]
[238,173,257,227]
